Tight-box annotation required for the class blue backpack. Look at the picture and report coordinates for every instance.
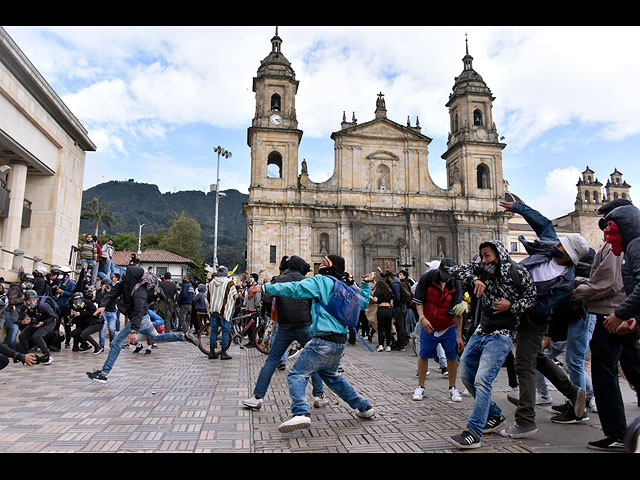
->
[314,276,362,328]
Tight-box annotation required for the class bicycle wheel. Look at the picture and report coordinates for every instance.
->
[254,319,276,355]
[197,323,212,356]
[411,322,421,357]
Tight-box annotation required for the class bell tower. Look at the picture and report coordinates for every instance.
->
[247,27,303,198]
[442,36,506,203]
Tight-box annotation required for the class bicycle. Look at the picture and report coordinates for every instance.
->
[253,316,303,358]
[196,310,262,357]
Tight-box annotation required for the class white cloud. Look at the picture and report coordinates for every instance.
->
[527,167,583,219]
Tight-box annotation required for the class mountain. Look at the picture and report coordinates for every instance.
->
[80,180,248,270]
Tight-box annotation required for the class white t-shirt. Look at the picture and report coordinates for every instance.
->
[530,259,568,282]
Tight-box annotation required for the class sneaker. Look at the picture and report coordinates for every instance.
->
[552,402,572,413]
[313,395,329,408]
[447,430,481,449]
[80,345,92,353]
[86,370,108,384]
[36,355,52,365]
[572,387,586,418]
[587,436,625,451]
[449,386,462,402]
[440,366,448,376]
[355,406,375,419]
[482,415,507,434]
[377,345,384,352]
[536,393,552,405]
[277,363,286,371]
[499,423,538,439]
[132,344,144,354]
[278,415,311,433]
[184,331,199,346]
[385,346,391,352]
[587,396,598,413]
[412,386,425,401]
[550,409,589,424]
[242,396,263,410]
[507,387,519,406]
[93,346,104,354]
[144,348,152,355]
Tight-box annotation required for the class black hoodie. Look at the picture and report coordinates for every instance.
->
[264,255,313,329]
[605,205,640,322]
[99,266,148,331]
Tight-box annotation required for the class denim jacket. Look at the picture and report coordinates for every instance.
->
[512,202,575,323]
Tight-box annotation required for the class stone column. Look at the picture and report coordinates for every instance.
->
[2,161,28,271]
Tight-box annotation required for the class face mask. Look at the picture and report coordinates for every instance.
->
[482,261,498,275]
[26,301,36,310]
[604,221,623,256]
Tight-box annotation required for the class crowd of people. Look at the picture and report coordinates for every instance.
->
[1,199,639,453]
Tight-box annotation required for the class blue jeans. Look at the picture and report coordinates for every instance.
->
[210,312,230,348]
[460,333,513,437]
[253,325,323,399]
[4,311,19,349]
[288,337,369,416]
[99,311,118,347]
[100,314,185,375]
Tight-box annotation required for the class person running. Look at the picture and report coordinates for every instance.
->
[443,240,537,449]
[247,255,376,433]
[242,255,327,410]
[86,266,199,384]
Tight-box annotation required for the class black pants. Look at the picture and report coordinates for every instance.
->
[377,306,394,348]
[393,305,407,347]
[18,323,54,356]
[0,354,8,371]
[71,323,103,349]
[590,314,640,439]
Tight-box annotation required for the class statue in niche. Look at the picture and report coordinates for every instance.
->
[437,236,447,257]
[379,173,387,190]
[319,233,329,254]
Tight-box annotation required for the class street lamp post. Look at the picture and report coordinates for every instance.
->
[212,146,232,272]
[137,220,145,257]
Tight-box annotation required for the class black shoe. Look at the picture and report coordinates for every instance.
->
[93,346,104,354]
[587,436,625,451]
[132,344,144,354]
[551,409,589,424]
[277,363,286,371]
[144,349,152,355]
[482,415,507,434]
[551,401,572,413]
[36,355,52,365]
[447,430,481,449]
[86,370,108,384]
[220,348,232,360]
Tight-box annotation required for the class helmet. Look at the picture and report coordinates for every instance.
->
[59,266,72,274]
[24,289,38,300]
[71,292,85,310]
[23,273,35,282]
[34,265,48,276]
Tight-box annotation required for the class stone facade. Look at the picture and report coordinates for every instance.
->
[243,30,511,280]
[0,27,95,279]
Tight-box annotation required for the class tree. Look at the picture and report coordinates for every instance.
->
[159,212,204,278]
[81,197,119,236]
[111,232,137,252]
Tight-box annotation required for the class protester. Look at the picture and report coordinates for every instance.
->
[206,266,238,360]
[177,275,194,333]
[498,200,590,439]
[443,241,537,448]
[69,291,104,354]
[157,272,177,333]
[16,290,59,365]
[243,255,327,410]
[412,258,466,403]
[372,274,394,352]
[247,254,376,433]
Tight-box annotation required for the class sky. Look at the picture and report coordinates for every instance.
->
[4,25,640,220]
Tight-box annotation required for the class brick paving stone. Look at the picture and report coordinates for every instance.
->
[0,332,635,453]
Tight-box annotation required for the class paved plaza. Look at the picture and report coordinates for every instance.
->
[0,335,638,454]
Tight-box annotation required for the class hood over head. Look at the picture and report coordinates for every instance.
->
[287,255,311,276]
[605,204,640,251]
[478,240,516,279]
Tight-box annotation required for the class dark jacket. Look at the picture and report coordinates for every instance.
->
[19,297,58,329]
[72,299,102,328]
[263,255,312,329]
[160,280,177,303]
[193,284,207,311]
[605,205,640,323]
[177,281,194,305]
[99,266,148,331]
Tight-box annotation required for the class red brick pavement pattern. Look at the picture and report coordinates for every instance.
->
[0,338,536,453]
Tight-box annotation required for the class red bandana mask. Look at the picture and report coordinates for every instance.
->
[604,221,623,256]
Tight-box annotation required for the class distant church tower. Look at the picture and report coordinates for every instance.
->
[575,166,603,212]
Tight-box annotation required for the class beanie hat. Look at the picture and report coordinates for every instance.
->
[558,234,590,265]
[324,255,345,274]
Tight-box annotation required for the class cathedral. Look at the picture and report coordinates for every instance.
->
[242,29,626,280]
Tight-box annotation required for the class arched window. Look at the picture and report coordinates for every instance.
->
[271,94,281,111]
[473,109,483,126]
[437,237,447,257]
[622,193,627,199]
[454,113,459,132]
[476,164,490,189]
[267,151,283,178]
[593,191,598,202]
[584,191,590,203]
[614,192,619,199]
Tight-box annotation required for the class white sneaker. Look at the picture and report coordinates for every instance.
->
[377,345,384,352]
[313,395,329,408]
[278,415,311,433]
[461,388,472,397]
[355,406,375,419]
[449,387,462,402]
[536,393,552,405]
[412,386,425,401]
[385,346,391,352]
[242,396,263,410]
[588,396,598,413]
